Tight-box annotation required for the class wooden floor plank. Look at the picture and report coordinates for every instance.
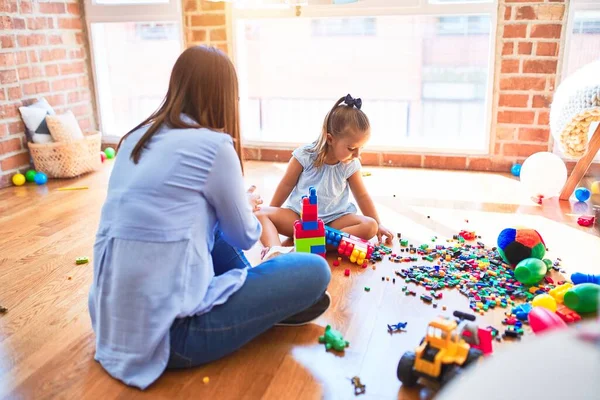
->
[0,161,598,400]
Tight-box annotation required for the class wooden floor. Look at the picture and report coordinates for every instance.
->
[0,161,599,400]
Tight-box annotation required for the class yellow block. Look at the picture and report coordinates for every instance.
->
[549,282,573,304]
[532,293,557,312]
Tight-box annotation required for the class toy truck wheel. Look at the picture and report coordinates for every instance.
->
[464,348,483,367]
[441,364,462,386]
[397,351,418,387]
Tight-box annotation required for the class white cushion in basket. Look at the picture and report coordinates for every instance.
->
[46,110,84,142]
[18,98,55,143]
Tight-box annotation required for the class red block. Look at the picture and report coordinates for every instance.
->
[302,204,318,220]
[556,304,581,324]
[475,328,493,355]
[294,220,325,239]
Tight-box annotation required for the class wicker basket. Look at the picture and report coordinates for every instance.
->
[28,131,102,178]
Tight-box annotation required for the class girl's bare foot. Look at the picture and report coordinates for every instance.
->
[261,246,295,261]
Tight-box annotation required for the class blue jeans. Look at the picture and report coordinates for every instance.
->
[167,233,331,369]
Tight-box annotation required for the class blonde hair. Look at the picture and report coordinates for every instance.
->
[118,45,243,171]
[308,95,370,168]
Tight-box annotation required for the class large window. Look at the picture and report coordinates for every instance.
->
[83,0,183,139]
[563,3,600,78]
[232,0,496,153]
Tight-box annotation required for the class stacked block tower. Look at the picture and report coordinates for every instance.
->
[325,226,374,266]
[294,187,326,258]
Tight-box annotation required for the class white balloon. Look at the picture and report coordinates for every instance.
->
[519,152,568,198]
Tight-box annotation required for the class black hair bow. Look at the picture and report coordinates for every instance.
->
[344,94,362,110]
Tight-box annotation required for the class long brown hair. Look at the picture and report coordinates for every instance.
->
[308,95,370,168]
[117,45,243,170]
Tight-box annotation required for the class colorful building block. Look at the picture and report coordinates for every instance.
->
[295,236,326,254]
[294,187,326,258]
[555,303,582,324]
[294,220,325,239]
[301,202,318,220]
[311,245,326,254]
[325,226,374,266]
[549,282,573,304]
[302,221,319,230]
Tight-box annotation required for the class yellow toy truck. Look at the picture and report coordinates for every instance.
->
[397,313,484,387]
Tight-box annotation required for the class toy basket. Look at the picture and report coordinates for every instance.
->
[550,60,600,158]
[28,131,102,178]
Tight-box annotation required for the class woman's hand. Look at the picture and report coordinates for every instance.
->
[377,224,394,245]
[247,185,263,212]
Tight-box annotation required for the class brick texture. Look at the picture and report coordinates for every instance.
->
[0,0,96,188]
[490,0,565,169]
[183,0,228,53]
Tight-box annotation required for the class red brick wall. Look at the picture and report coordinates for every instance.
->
[183,0,228,53]
[0,0,96,188]
[492,0,565,167]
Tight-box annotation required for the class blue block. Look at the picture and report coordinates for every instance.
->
[325,230,341,246]
[311,245,326,254]
[303,221,318,230]
[325,226,349,238]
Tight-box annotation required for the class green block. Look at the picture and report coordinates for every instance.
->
[295,236,326,253]
[400,239,408,246]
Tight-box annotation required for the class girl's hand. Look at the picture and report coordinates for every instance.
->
[377,224,394,245]
[247,185,263,212]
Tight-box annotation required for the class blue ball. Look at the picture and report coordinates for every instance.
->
[574,187,591,202]
[34,172,48,185]
[511,164,522,177]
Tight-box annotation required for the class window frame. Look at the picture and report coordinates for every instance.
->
[561,0,600,82]
[228,0,498,155]
[82,0,185,142]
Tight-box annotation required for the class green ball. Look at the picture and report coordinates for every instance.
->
[514,258,547,286]
[104,147,116,159]
[25,169,37,182]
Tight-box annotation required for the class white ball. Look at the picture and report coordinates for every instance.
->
[520,152,568,199]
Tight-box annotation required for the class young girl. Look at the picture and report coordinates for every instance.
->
[257,95,393,258]
[88,46,331,390]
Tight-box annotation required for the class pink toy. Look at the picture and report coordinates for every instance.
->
[577,216,595,227]
[527,307,567,334]
[344,268,350,276]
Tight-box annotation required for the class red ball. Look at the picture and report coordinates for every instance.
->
[100,152,107,163]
